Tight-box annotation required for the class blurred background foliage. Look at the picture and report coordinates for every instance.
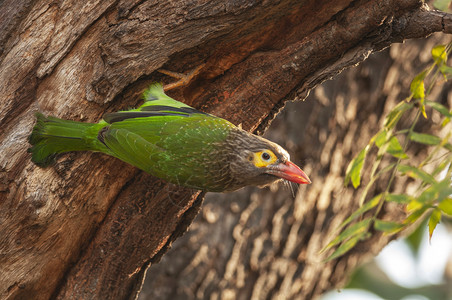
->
[322,1,452,298]
[328,219,452,300]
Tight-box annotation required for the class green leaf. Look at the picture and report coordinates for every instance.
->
[439,65,452,77]
[386,193,413,204]
[433,157,452,177]
[428,208,441,242]
[374,130,408,158]
[325,232,370,261]
[444,143,452,151]
[438,198,452,216]
[321,219,372,253]
[374,130,388,147]
[420,98,427,119]
[377,163,397,176]
[433,179,452,202]
[374,219,405,234]
[409,132,441,145]
[432,44,452,79]
[433,0,451,11]
[413,178,452,208]
[339,194,382,229]
[407,199,427,212]
[410,71,426,100]
[426,101,452,118]
[345,145,370,188]
[386,136,409,159]
[404,207,428,225]
[423,178,452,202]
[384,102,414,129]
[398,164,436,185]
[432,45,447,66]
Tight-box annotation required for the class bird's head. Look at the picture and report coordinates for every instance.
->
[225,129,311,190]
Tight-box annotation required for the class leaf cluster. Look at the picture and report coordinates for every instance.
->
[322,44,452,261]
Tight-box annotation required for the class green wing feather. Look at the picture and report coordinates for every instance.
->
[142,83,192,107]
[103,83,209,123]
[99,83,236,190]
[102,127,168,169]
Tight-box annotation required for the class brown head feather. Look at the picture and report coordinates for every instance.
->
[212,128,290,192]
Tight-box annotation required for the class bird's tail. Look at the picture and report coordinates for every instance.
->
[28,113,105,167]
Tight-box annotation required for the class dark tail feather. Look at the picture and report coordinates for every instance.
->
[28,113,102,167]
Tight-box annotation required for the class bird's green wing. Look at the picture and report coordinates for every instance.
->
[100,115,234,189]
[103,83,209,124]
[98,84,235,189]
[100,126,169,171]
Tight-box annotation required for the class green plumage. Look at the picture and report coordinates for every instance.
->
[29,84,236,191]
[29,84,310,192]
[29,114,108,165]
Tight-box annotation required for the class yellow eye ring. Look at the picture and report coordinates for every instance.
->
[253,150,277,167]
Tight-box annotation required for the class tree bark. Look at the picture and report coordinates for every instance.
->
[0,1,450,300]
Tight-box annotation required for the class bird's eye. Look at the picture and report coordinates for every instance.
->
[261,152,271,161]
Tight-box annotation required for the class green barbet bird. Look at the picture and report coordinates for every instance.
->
[28,84,311,192]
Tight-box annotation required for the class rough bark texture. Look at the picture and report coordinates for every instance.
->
[0,1,450,300]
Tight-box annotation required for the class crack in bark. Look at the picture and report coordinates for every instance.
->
[50,168,141,300]
[129,192,205,299]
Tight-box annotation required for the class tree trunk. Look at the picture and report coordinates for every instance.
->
[0,1,450,299]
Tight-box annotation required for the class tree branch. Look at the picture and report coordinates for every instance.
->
[392,4,452,39]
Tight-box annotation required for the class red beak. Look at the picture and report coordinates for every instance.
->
[270,161,311,184]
